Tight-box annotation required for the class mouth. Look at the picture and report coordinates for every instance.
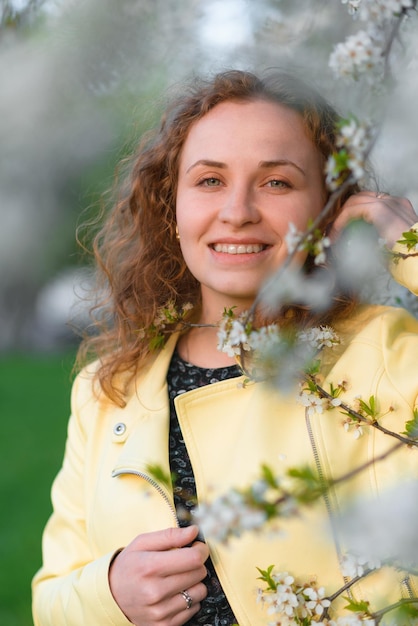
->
[211,243,267,254]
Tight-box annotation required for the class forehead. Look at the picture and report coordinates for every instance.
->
[179,99,320,167]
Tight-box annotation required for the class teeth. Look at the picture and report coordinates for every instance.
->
[213,243,265,254]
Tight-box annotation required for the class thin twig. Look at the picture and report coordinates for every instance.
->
[373,597,418,624]
[313,380,418,448]
[331,440,404,487]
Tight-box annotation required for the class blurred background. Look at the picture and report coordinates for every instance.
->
[0,1,417,624]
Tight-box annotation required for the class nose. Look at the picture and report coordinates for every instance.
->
[217,185,260,227]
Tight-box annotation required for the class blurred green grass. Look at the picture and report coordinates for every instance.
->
[0,351,76,626]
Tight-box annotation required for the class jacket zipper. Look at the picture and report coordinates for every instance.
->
[305,412,353,597]
[402,576,415,599]
[112,468,179,527]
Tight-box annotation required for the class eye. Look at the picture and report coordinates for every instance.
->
[266,179,290,189]
[198,176,222,187]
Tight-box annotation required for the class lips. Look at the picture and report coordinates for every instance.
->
[212,243,266,254]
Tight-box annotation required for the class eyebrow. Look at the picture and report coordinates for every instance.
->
[186,158,306,176]
[186,159,227,173]
[259,160,306,176]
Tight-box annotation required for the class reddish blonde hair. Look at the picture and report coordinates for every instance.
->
[76,69,359,404]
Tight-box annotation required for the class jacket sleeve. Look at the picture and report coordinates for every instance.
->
[31,372,132,626]
[390,221,418,296]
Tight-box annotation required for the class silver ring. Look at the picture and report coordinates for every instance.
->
[180,590,193,610]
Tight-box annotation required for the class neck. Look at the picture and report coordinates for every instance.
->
[176,292,253,368]
[177,324,236,368]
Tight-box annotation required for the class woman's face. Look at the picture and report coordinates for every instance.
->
[176,98,326,319]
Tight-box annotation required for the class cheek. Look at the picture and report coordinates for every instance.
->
[175,190,200,230]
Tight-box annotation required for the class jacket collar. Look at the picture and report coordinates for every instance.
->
[111,333,179,478]
[131,332,179,411]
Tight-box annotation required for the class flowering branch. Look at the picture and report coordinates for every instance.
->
[146,6,418,625]
[305,376,418,447]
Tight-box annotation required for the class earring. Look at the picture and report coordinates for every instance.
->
[175,225,180,241]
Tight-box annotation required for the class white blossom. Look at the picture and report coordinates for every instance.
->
[259,572,298,621]
[326,116,374,190]
[260,265,333,313]
[311,234,332,266]
[217,317,249,356]
[285,222,304,254]
[297,391,328,416]
[217,305,340,363]
[227,319,250,350]
[247,324,282,352]
[284,223,331,265]
[301,585,331,617]
[298,325,340,350]
[333,0,415,84]
[358,0,414,24]
[329,29,384,81]
[340,552,381,578]
[259,571,333,624]
[192,490,266,542]
[343,418,364,439]
[341,0,363,14]
[152,300,193,327]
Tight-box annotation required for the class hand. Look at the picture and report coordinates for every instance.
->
[109,525,209,626]
[329,191,417,248]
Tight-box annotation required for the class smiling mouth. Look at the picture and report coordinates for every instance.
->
[212,243,267,254]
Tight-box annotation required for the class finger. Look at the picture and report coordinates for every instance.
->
[175,582,208,620]
[329,213,374,243]
[132,525,200,552]
[131,581,207,626]
[135,540,209,579]
[117,534,209,584]
[328,193,377,239]
[329,193,416,243]
[155,558,209,597]
[338,192,415,220]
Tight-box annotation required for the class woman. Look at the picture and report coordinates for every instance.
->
[32,70,418,626]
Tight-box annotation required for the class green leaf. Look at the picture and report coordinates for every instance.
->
[256,564,277,591]
[358,395,378,418]
[402,409,418,439]
[343,596,370,613]
[390,601,418,624]
[149,333,166,351]
[287,465,325,503]
[287,465,318,482]
[145,464,175,491]
[305,359,321,376]
[397,229,418,251]
[306,379,319,393]
[261,464,278,488]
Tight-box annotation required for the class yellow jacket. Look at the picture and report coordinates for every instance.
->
[33,252,418,626]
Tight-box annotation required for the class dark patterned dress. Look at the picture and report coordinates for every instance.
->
[167,349,241,626]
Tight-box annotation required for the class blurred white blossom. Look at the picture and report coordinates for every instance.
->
[192,490,267,542]
[340,552,381,578]
[329,29,384,81]
[357,0,415,24]
[331,0,416,82]
[341,0,363,15]
[337,481,418,570]
[326,116,374,190]
[298,326,340,350]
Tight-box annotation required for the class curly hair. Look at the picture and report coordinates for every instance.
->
[76,69,360,404]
